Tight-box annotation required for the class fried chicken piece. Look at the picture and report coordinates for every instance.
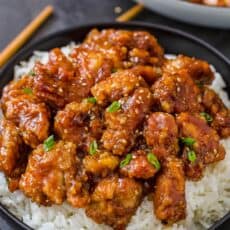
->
[181,147,204,181]
[19,141,77,205]
[66,165,91,208]
[84,29,128,68]
[163,55,214,85]
[91,69,146,105]
[86,176,143,230]
[1,76,33,111]
[202,87,230,138]
[102,87,152,155]
[144,112,179,160]
[152,72,203,113]
[130,65,162,85]
[0,119,24,176]
[71,46,113,83]
[3,94,50,148]
[176,112,225,180]
[54,100,103,152]
[33,48,93,109]
[83,151,119,177]
[1,75,50,148]
[84,29,164,67]
[153,157,186,224]
[120,150,158,179]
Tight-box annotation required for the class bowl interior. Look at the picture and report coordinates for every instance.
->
[0,22,229,230]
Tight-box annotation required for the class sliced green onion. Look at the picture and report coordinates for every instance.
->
[43,135,55,152]
[87,97,97,104]
[107,101,121,113]
[147,153,161,170]
[196,82,203,88]
[200,112,213,123]
[23,87,33,95]
[180,137,196,147]
[89,140,98,155]
[188,150,197,163]
[120,154,132,168]
[29,70,36,76]
[111,68,117,73]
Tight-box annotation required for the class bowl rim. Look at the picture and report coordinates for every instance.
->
[0,21,229,230]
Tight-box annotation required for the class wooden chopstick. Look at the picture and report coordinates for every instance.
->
[0,5,53,68]
[116,4,144,22]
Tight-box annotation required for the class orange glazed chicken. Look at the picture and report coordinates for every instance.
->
[189,0,230,7]
[0,29,229,229]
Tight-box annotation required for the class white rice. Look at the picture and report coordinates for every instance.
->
[0,45,229,230]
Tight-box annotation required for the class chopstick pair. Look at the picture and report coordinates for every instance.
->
[0,4,144,68]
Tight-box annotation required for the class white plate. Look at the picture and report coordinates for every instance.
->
[134,0,230,28]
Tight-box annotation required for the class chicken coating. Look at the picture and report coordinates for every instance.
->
[20,141,77,205]
[84,29,164,67]
[176,112,225,180]
[102,87,152,155]
[202,87,230,138]
[0,119,24,176]
[130,65,162,85]
[86,176,143,230]
[33,48,93,109]
[1,76,33,112]
[152,72,203,113]
[83,151,119,177]
[84,29,128,69]
[1,74,50,148]
[3,94,50,148]
[66,165,91,208]
[163,55,214,85]
[120,150,158,179]
[91,69,147,105]
[71,46,113,83]
[181,147,204,181]
[54,100,103,152]
[153,157,186,224]
[144,112,179,160]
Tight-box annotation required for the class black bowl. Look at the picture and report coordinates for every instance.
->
[0,22,229,230]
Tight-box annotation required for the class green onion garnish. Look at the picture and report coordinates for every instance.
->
[89,140,98,155]
[43,135,55,152]
[200,112,213,123]
[188,150,197,163]
[23,87,33,95]
[111,68,117,73]
[196,82,203,88]
[147,153,161,170]
[120,154,132,168]
[87,97,97,104]
[29,70,36,76]
[180,137,196,147]
[107,101,121,113]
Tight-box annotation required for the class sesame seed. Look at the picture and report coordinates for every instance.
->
[114,6,122,14]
